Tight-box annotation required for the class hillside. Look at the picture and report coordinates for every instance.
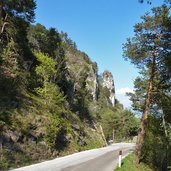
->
[0,22,139,171]
[0,1,139,170]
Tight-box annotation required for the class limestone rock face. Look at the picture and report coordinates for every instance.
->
[86,65,98,101]
[65,50,98,101]
[102,70,115,106]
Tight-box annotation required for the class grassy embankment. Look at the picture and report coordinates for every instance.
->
[115,153,153,171]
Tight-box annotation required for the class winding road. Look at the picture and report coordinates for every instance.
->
[12,143,135,171]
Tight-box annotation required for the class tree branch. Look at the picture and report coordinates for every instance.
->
[1,21,8,34]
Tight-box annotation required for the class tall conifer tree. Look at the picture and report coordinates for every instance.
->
[123,5,171,163]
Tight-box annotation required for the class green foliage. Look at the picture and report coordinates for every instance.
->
[127,76,148,113]
[34,52,66,110]
[60,31,77,52]
[0,0,36,57]
[97,85,111,110]
[35,83,65,108]
[28,24,64,58]
[142,115,171,171]
[100,108,139,142]
[27,24,49,52]
[28,24,70,98]
[34,52,56,81]
[0,146,33,170]
[100,108,119,140]
[128,67,171,169]
[0,0,36,22]
[44,114,61,148]
[123,5,170,70]
[128,68,171,168]
[80,127,105,151]
[1,39,20,76]
[32,52,69,150]
[115,153,152,171]
[0,148,11,170]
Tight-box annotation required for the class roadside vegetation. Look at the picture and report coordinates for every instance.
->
[115,154,152,171]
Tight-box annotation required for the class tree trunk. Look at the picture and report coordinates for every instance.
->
[135,50,157,164]
[0,2,8,43]
[99,125,108,146]
[160,105,169,169]
[0,2,3,26]
[0,2,3,38]
[161,106,168,138]
[112,128,115,143]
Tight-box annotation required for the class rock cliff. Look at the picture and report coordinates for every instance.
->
[65,50,98,102]
[102,70,115,106]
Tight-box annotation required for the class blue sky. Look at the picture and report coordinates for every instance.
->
[35,0,164,108]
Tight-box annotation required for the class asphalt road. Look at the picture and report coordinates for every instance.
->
[12,143,135,171]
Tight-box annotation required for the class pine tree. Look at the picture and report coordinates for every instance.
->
[123,5,171,163]
[0,0,36,48]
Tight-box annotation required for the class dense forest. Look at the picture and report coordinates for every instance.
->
[0,1,139,170]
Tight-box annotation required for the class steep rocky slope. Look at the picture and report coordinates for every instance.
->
[0,23,137,170]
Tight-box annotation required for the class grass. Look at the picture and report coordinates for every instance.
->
[1,90,106,170]
[115,153,153,171]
